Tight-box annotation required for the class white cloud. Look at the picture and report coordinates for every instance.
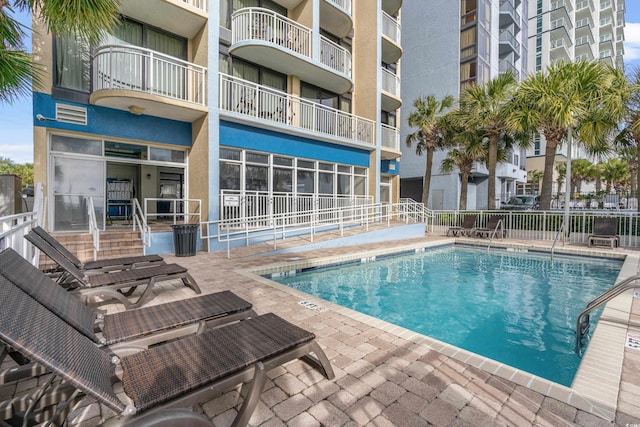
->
[624,22,640,65]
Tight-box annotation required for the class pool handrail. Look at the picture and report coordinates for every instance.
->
[486,218,504,252]
[574,274,640,356]
[550,218,565,261]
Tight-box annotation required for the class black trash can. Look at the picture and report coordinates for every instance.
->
[172,224,199,257]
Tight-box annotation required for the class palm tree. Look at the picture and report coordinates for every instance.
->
[440,129,487,210]
[509,61,629,210]
[1,0,120,103]
[527,169,544,194]
[457,72,519,209]
[405,94,455,206]
[614,65,640,209]
[570,159,593,195]
[555,162,566,200]
[601,158,628,193]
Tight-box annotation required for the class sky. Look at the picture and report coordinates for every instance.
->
[2,4,640,165]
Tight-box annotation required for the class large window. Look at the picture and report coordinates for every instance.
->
[54,34,91,93]
[220,0,287,29]
[219,148,367,198]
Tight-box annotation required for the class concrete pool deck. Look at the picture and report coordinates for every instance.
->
[2,226,640,426]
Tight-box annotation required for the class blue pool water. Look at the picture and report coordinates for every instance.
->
[270,246,623,386]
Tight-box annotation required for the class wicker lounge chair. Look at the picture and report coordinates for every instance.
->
[23,237,201,309]
[447,214,477,237]
[27,227,163,272]
[0,247,255,351]
[588,217,619,248]
[473,215,507,238]
[0,279,334,427]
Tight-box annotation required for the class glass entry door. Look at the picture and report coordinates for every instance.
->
[51,155,105,231]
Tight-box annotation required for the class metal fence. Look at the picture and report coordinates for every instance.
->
[431,210,640,247]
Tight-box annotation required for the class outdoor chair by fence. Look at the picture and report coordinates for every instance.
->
[446,214,477,237]
[25,234,201,309]
[28,226,163,272]
[588,217,619,248]
[0,280,334,427]
[473,215,506,239]
[0,248,255,354]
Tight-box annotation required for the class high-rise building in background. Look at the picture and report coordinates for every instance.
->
[31,0,403,252]
[399,0,528,210]
[524,0,626,196]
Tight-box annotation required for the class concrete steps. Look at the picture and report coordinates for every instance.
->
[39,229,145,270]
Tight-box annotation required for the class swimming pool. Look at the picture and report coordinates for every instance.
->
[269,245,623,386]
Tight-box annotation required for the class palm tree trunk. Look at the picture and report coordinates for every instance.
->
[488,135,498,210]
[539,140,558,210]
[460,171,469,210]
[422,148,434,206]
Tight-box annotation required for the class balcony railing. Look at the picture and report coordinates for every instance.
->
[498,60,518,76]
[320,36,352,76]
[93,45,207,105]
[232,8,312,57]
[499,0,521,24]
[499,29,520,52]
[382,11,401,45]
[381,124,400,151]
[381,68,400,98]
[183,0,207,12]
[232,8,351,78]
[326,0,352,15]
[219,73,374,145]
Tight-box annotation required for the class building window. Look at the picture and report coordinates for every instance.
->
[536,36,542,52]
[534,134,541,156]
[535,54,542,71]
[54,34,91,93]
[460,0,477,26]
[460,27,477,60]
[221,0,287,29]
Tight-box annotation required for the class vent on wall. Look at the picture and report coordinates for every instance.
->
[55,104,87,125]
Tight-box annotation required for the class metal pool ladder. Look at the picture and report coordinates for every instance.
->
[486,219,504,252]
[550,218,565,261]
[574,274,640,356]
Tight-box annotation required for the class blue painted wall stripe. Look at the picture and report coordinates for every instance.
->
[220,120,370,167]
[33,92,192,147]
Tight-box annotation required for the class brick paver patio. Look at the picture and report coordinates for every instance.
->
[2,226,640,426]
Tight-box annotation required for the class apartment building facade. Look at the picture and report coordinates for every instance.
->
[32,0,403,252]
[399,0,528,211]
[525,0,626,195]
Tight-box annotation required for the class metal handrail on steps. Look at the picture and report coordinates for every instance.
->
[85,197,100,261]
[132,199,151,253]
[574,274,640,356]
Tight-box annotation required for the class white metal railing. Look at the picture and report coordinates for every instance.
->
[220,190,373,226]
[205,199,430,258]
[381,124,400,151]
[86,197,100,261]
[219,73,375,144]
[431,210,640,247]
[183,0,207,12]
[232,8,312,58]
[93,45,207,105]
[499,29,521,52]
[0,183,44,266]
[326,0,352,14]
[320,35,352,76]
[499,0,521,23]
[382,11,401,44]
[144,198,201,225]
[132,198,151,251]
[381,68,400,97]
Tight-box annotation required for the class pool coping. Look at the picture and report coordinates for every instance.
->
[240,237,634,421]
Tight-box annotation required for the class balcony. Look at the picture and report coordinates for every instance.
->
[575,39,595,60]
[497,162,527,181]
[320,0,353,38]
[119,0,207,39]
[499,0,521,29]
[230,8,353,94]
[381,124,400,155]
[499,29,520,58]
[382,11,402,64]
[381,0,402,16]
[219,73,374,146]
[550,38,571,62]
[498,60,518,76]
[91,45,207,122]
[272,0,304,8]
[381,68,401,111]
